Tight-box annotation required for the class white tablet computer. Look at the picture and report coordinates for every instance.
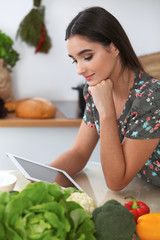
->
[6,153,83,191]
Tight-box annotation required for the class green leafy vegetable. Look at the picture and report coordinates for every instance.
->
[0,30,19,71]
[0,182,96,240]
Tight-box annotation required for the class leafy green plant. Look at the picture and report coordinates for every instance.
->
[0,30,19,71]
[0,182,96,240]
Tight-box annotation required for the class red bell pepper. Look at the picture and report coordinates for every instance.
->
[124,196,150,222]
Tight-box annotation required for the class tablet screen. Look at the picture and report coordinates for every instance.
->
[12,156,81,190]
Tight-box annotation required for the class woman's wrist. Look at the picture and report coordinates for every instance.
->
[98,100,116,120]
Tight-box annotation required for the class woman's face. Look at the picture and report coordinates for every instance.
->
[66,35,119,86]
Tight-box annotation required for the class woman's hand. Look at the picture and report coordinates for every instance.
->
[88,79,114,117]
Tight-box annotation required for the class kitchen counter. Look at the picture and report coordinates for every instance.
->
[0,101,82,127]
[73,164,160,212]
[4,163,160,212]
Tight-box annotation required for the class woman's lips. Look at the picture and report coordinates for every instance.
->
[84,74,95,81]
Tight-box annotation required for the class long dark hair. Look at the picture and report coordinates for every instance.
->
[65,6,144,71]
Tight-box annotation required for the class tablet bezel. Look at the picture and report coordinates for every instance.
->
[6,152,83,191]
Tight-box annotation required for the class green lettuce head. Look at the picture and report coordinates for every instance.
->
[0,182,96,240]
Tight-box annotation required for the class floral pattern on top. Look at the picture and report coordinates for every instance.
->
[83,71,160,186]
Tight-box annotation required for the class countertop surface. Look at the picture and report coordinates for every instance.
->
[3,163,160,212]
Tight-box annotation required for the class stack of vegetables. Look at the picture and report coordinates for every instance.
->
[0,181,159,240]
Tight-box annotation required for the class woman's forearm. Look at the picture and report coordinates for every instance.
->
[50,121,99,178]
[100,112,127,191]
[50,148,89,176]
[89,80,129,190]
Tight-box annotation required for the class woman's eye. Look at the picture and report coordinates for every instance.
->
[72,59,77,64]
[84,55,93,61]
[71,54,92,64]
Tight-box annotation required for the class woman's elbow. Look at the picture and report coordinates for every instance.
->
[105,178,128,191]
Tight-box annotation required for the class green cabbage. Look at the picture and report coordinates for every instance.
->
[0,182,96,240]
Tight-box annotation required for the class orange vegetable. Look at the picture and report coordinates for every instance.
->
[136,213,160,240]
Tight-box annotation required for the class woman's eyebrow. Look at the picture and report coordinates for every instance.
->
[68,49,93,58]
[77,49,93,56]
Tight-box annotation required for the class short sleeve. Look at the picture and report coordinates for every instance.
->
[125,80,160,139]
[83,83,96,128]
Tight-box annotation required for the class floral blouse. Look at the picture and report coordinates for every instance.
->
[83,71,160,186]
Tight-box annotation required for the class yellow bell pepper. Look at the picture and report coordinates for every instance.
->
[136,213,160,240]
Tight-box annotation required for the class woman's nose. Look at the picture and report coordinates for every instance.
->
[76,62,86,75]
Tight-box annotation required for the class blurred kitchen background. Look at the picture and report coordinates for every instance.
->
[0,0,160,170]
[0,0,160,101]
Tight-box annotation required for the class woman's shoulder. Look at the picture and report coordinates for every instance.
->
[134,71,160,92]
[133,71,160,103]
[126,71,160,122]
[124,71,160,139]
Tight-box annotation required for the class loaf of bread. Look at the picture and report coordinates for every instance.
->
[4,98,29,112]
[15,98,57,119]
[5,97,57,119]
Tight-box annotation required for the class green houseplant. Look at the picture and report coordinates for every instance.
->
[0,30,20,103]
[0,30,19,71]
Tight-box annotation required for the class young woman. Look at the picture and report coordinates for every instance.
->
[50,6,160,191]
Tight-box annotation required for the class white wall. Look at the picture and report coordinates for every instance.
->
[0,127,100,170]
[0,0,160,101]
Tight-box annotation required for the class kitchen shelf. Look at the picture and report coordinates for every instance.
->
[0,101,82,127]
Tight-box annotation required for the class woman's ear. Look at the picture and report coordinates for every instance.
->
[110,42,119,57]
